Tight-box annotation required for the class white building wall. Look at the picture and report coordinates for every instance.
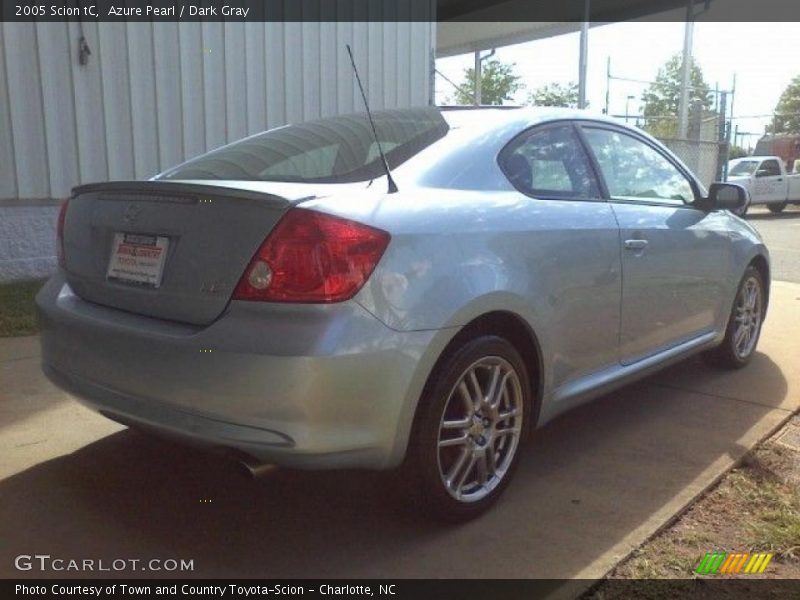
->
[0,20,434,280]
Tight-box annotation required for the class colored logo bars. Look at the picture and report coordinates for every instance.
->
[696,552,774,574]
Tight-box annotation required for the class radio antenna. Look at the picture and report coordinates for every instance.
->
[346,44,398,194]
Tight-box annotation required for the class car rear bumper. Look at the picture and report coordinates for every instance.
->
[37,273,442,469]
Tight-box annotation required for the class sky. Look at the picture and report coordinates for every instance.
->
[435,21,800,149]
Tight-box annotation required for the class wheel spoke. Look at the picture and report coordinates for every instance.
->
[733,325,748,349]
[445,449,470,489]
[454,453,477,494]
[747,284,758,310]
[486,444,497,477]
[495,427,521,439]
[476,452,489,485]
[457,382,475,416]
[442,417,471,430]
[485,365,501,408]
[497,407,520,422]
[738,327,751,354]
[490,372,512,410]
[439,434,470,448]
[468,370,483,412]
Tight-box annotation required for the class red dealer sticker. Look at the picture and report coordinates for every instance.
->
[106,232,169,288]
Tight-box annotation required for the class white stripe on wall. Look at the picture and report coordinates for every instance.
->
[0,20,433,202]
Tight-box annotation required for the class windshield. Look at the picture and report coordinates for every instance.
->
[728,160,759,176]
[158,107,449,184]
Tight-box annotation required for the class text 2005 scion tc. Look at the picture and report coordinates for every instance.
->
[38,107,769,520]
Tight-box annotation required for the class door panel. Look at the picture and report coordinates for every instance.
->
[580,125,727,364]
[611,203,726,364]
[496,123,621,386]
[753,159,786,203]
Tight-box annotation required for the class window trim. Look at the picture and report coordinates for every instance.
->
[574,121,705,210]
[496,120,606,203]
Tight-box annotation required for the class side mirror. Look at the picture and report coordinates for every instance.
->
[704,182,749,212]
[755,168,771,178]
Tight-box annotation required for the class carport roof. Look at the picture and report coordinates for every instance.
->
[436,0,708,56]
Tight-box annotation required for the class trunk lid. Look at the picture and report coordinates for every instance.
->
[62,181,314,325]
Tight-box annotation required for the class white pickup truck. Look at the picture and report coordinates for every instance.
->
[726,156,800,215]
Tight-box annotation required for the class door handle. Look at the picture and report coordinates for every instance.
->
[624,239,648,250]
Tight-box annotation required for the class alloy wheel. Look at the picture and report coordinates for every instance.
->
[436,356,524,503]
[733,275,762,360]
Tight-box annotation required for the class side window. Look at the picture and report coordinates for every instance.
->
[583,127,695,205]
[760,160,781,177]
[500,125,601,199]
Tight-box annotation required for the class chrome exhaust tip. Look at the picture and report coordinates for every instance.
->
[236,454,277,479]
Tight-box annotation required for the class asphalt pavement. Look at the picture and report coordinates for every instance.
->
[0,214,798,593]
[747,205,800,284]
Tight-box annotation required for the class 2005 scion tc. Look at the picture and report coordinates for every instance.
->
[38,107,769,520]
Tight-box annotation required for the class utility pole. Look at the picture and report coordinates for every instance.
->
[678,0,695,138]
[717,91,729,181]
[473,48,496,106]
[605,56,611,114]
[474,50,481,106]
[578,0,591,109]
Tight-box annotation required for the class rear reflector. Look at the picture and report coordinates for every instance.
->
[56,199,69,268]
[233,208,390,303]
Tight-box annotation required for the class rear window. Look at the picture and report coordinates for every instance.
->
[158,107,449,184]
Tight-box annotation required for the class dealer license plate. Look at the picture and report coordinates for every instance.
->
[106,232,169,288]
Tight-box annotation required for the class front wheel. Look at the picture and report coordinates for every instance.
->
[704,265,765,369]
[768,202,787,214]
[403,336,530,521]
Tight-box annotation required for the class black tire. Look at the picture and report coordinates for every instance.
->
[703,265,766,369]
[731,201,748,217]
[402,335,531,522]
[767,202,787,214]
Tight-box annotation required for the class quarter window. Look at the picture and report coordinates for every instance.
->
[583,128,695,205]
[500,125,601,199]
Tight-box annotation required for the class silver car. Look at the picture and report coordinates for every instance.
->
[37,107,769,520]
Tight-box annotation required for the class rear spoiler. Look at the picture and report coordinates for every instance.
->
[70,181,292,207]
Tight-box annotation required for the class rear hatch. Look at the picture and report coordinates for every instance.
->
[62,181,303,325]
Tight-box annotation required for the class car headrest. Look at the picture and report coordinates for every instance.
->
[505,153,531,190]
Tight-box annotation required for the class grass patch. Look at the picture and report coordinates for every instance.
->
[0,279,45,337]
[735,448,800,557]
[586,419,800,597]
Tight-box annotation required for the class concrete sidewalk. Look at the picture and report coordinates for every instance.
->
[0,283,798,588]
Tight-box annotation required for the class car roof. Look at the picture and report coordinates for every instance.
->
[439,105,624,131]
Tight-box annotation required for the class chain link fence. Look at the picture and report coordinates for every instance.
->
[653,114,727,188]
[659,138,725,188]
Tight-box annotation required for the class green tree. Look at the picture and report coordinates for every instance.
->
[728,145,749,160]
[771,75,800,134]
[641,54,713,138]
[527,82,579,108]
[453,59,522,105]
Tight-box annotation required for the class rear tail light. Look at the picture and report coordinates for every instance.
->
[233,208,390,303]
[56,199,69,268]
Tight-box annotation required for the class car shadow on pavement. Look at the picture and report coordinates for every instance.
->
[0,354,789,580]
[0,350,74,431]
[745,208,800,220]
